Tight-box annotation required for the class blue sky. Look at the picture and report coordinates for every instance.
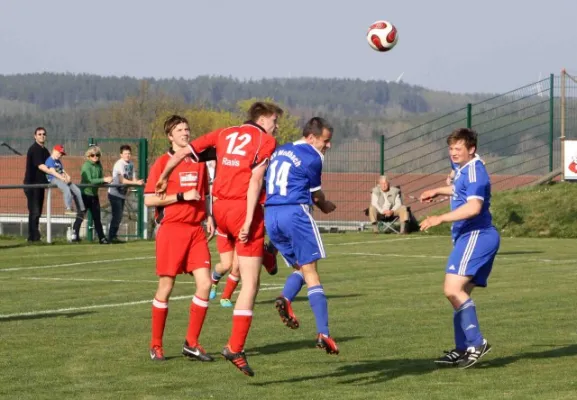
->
[1,0,574,94]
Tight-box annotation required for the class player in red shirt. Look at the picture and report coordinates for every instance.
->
[144,115,215,362]
[156,102,282,377]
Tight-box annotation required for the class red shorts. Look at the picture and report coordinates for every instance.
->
[155,223,211,276]
[213,199,264,257]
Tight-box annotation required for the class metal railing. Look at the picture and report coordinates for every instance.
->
[0,183,146,243]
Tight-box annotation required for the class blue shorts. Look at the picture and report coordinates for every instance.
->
[447,227,500,287]
[264,204,326,267]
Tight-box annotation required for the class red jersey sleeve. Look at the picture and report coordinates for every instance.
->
[254,135,277,168]
[189,129,223,159]
[144,156,166,194]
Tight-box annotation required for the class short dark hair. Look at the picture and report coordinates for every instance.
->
[164,115,189,135]
[34,127,46,135]
[447,128,477,150]
[120,145,132,153]
[302,117,333,138]
[247,102,283,123]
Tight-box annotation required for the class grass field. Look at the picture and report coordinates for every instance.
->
[1,233,576,400]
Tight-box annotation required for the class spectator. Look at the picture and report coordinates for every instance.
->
[108,145,144,243]
[81,146,112,244]
[45,144,85,216]
[367,175,410,234]
[23,127,51,242]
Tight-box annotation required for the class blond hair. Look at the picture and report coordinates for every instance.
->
[85,146,102,159]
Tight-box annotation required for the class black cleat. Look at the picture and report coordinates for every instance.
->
[458,339,492,369]
[221,346,254,377]
[316,333,339,355]
[274,296,299,329]
[263,241,278,275]
[434,349,467,366]
[182,341,214,362]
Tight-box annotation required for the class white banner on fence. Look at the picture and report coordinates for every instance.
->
[563,139,577,180]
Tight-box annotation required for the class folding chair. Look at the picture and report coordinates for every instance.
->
[377,215,400,234]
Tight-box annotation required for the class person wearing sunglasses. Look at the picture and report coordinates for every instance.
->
[80,146,112,244]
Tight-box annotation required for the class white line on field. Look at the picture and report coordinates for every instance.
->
[0,257,154,272]
[331,252,577,264]
[0,285,284,319]
[325,236,435,246]
[0,236,433,272]
[13,277,282,286]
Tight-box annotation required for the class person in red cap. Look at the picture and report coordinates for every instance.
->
[45,144,86,240]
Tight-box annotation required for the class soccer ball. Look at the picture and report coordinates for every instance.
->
[367,20,398,52]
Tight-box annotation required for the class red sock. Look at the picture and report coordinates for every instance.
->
[151,298,168,348]
[185,296,209,346]
[228,310,253,353]
[221,274,240,300]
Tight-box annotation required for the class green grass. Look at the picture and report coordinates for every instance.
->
[424,182,577,238]
[1,234,577,399]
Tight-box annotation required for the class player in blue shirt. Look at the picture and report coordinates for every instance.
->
[264,117,339,355]
[419,128,499,369]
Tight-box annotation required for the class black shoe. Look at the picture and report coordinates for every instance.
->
[99,238,110,244]
[110,238,126,244]
[221,346,254,377]
[263,241,278,275]
[458,339,492,369]
[316,333,339,355]
[434,349,467,366]
[182,341,214,362]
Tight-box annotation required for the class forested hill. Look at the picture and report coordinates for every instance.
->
[0,73,491,117]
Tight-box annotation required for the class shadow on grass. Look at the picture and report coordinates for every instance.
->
[498,251,544,255]
[252,344,577,385]
[248,336,363,356]
[254,293,362,306]
[0,243,29,250]
[0,311,94,322]
[478,344,577,369]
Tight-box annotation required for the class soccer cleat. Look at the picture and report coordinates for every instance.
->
[434,349,467,366]
[220,298,233,308]
[274,296,300,329]
[99,238,110,245]
[263,241,278,275]
[182,341,214,362]
[458,339,492,369]
[149,346,165,361]
[221,346,254,377]
[209,284,218,300]
[316,333,339,355]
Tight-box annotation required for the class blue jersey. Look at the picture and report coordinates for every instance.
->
[45,156,63,182]
[451,158,493,239]
[265,140,323,206]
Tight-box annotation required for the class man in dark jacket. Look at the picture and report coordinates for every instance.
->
[23,127,51,242]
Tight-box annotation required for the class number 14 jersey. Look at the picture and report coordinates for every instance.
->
[189,122,277,201]
[265,140,324,206]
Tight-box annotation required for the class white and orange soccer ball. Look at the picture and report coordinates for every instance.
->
[366,20,398,52]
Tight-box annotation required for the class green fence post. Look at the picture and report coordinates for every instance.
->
[467,103,472,129]
[549,73,554,172]
[137,138,148,239]
[86,137,94,242]
[379,135,385,175]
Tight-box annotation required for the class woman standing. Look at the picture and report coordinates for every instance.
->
[81,146,112,244]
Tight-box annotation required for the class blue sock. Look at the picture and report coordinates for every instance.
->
[457,299,483,348]
[307,285,329,336]
[211,270,223,283]
[453,311,466,351]
[281,271,304,302]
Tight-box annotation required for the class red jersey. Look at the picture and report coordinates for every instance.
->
[145,151,208,225]
[189,122,277,201]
